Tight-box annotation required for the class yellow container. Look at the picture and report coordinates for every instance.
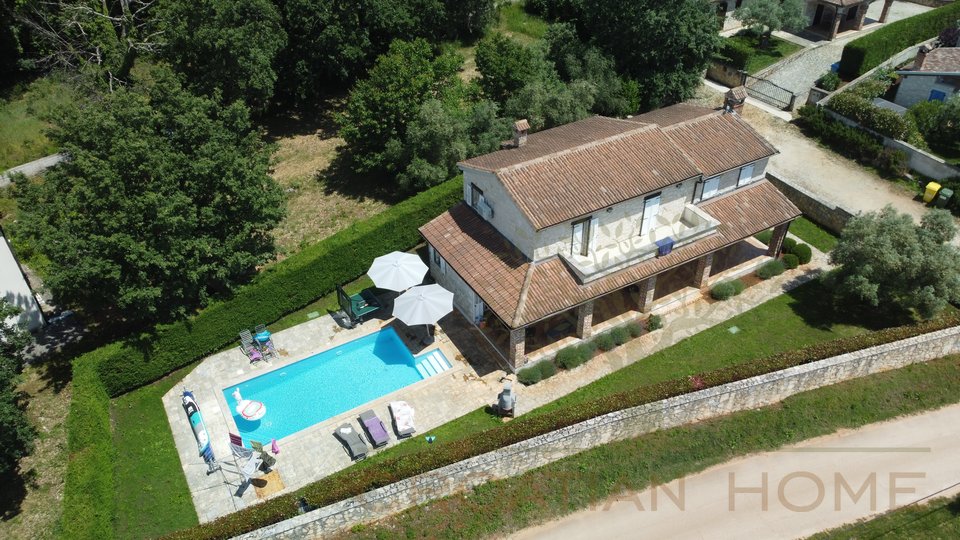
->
[924,182,941,204]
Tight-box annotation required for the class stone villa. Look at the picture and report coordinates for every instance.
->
[715,0,896,40]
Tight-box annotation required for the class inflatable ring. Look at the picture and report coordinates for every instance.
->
[236,399,267,421]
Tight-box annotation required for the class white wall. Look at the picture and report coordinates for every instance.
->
[427,245,480,324]
[461,169,539,259]
[1,234,43,331]
[895,75,959,108]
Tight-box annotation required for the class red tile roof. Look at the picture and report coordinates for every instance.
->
[919,48,960,73]
[421,180,801,328]
[662,112,778,178]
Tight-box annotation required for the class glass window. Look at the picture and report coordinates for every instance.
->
[738,164,755,186]
[471,184,484,208]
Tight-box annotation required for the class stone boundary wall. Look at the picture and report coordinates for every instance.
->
[765,172,854,234]
[238,326,960,539]
[0,153,66,187]
[902,0,953,7]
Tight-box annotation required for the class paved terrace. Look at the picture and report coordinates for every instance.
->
[164,234,828,523]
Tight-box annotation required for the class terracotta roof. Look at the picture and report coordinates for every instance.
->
[630,103,714,127]
[919,48,960,73]
[421,180,801,328]
[662,112,778,178]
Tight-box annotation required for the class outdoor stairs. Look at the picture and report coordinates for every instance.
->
[415,350,453,379]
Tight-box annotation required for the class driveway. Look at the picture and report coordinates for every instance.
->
[512,402,960,540]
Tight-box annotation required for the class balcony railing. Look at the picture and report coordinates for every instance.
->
[561,204,720,283]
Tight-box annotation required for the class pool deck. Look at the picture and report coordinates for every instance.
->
[162,315,508,523]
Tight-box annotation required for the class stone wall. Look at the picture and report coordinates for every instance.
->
[765,172,854,234]
[239,326,960,539]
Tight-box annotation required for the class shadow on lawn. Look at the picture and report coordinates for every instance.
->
[0,468,30,521]
[785,279,913,332]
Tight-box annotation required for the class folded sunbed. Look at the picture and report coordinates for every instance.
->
[389,401,416,438]
[334,423,368,460]
[359,410,390,447]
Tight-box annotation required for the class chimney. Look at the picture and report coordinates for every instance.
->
[512,119,530,147]
[914,45,930,70]
[724,86,748,115]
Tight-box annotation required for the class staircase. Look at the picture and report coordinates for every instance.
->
[415,350,453,379]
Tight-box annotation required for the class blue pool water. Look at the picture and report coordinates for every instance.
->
[223,328,428,443]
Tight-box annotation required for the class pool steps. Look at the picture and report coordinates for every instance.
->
[415,350,453,379]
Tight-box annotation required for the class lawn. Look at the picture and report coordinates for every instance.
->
[0,77,75,171]
[337,355,960,539]
[727,33,804,75]
[497,2,548,44]
[810,493,960,539]
[790,216,839,252]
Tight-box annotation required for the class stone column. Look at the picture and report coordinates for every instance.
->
[637,275,658,313]
[694,253,714,288]
[829,8,843,40]
[576,301,594,339]
[508,327,527,370]
[766,222,791,257]
[879,0,893,23]
[854,4,868,30]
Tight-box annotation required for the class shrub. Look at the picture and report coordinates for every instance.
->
[610,326,631,346]
[556,347,588,370]
[714,37,753,70]
[517,364,544,385]
[626,321,643,338]
[594,332,616,352]
[781,237,797,254]
[839,2,960,78]
[757,259,786,279]
[876,148,909,177]
[797,105,885,165]
[579,341,598,358]
[793,243,813,264]
[647,314,663,331]
[850,78,890,100]
[782,253,800,270]
[817,71,840,91]
[711,279,746,301]
[827,92,909,140]
[908,100,944,141]
[168,313,960,540]
[754,229,773,245]
[538,360,558,379]
[90,178,463,396]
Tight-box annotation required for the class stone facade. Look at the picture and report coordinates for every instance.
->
[576,301,594,339]
[765,172,853,235]
[237,321,960,539]
[694,253,714,288]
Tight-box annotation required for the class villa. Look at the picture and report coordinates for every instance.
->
[895,46,960,108]
[714,0,895,40]
[421,98,802,369]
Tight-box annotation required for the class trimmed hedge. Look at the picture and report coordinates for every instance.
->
[757,259,786,279]
[839,2,960,79]
[781,237,797,255]
[714,37,752,70]
[782,254,800,270]
[711,279,746,301]
[827,92,911,140]
[92,178,463,396]
[61,351,117,539]
[794,244,813,265]
[164,314,960,540]
[518,360,558,385]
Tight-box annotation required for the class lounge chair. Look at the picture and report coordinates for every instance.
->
[336,285,382,328]
[389,401,416,438]
[334,423,368,460]
[359,410,390,447]
[229,433,263,481]
[250,439,277,470]
[240,343,263,363]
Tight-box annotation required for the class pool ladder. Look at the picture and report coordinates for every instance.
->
[416,351,452,379]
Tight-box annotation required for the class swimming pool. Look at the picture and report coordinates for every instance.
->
[223,328,442,443]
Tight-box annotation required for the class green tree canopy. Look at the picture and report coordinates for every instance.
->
[734,0,806,43]
[15,66,284,325]
[158,0,286,111]
[0,300,35,477]
[826,206,960,319]
[475,33,552,105]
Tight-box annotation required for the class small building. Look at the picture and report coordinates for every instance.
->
[420,104,801,369]
[1,227,44,331]
[714,0,894,41]
[894,47,960,108]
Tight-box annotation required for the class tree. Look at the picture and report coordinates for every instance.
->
[504,77,595,131]
[826,206,960,319]
[15,66,285,325]
[0,300,35,477]
[158,0,286,111]
[734,0,806,47]
[475,33,552,105]
[338,39,464,175]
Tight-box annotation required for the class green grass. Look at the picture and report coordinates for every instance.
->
[111,366,198,539]
[0,77,74,170]
[727,34,804,75]
[269,274,374,333]
[810,493,960,539]
[790,216,839,253]
[497,2,548,43]
[339,355,960,540]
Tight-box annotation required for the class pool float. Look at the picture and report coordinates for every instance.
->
[236,399,267,421]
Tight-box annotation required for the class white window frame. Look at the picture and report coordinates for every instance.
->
[430,245,447,275]
[738,164,756,186]
[470,183,484,208]
[639,193,661,236]
[571,217,592,257]
[701,176,720,201]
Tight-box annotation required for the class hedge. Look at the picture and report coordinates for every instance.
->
[794,243,813,265]
[61,351,117,539]
[711,279,746,301]
[782,254,800,270]
[163,314,960,540]
[827,92,910,140]
[713,37,752,70]
[91,178,463,396]
[757,259,785,279]
[838,2,960,79]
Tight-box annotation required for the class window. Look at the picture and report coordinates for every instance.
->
[738,164,755,186]
[639,193,661,236]
[571,217,592,257]
[430,245,446,275]
[701,176,720,200]
[470,183,484,208]
[929,89,947,102]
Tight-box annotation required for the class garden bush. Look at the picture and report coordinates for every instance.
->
[594,332,616,352]
[578,341,598,358]
[626,321,643,338]
[754,229,773,245]
[757,259,786,279]
[839,1,960,78]
[167,313,960,540]
[827,92,909,140]
[710,279,746,301]
[647,314,663,331]
[875,148,909,177]
[517,364,543,385]
[556,346,588,370]
[793,243,813,265]
[782,253,800,270]
[797,106,898,173]
[89,178,463,396]
[713,37,752,70]
[610,326,631,346]
[538,360,558,379]
[781,237,797,254]
[816,71,840,91]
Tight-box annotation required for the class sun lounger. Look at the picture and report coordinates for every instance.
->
[229,433,263,481]
[388,401,416,438]
[336,285,382,328]
[334,423,368,460]
[240,344,263,363]
[250,439,277,470]
[359,410,390,447]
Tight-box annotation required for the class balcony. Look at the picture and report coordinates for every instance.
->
[561,204,720,283]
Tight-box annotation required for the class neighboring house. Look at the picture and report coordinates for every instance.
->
[420,99,801,369]
[713,0,894,40]
[1,227,44,331]
[894,47,960,107]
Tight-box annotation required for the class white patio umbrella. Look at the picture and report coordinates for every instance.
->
[392,284,454,326]
[367,251,429,292]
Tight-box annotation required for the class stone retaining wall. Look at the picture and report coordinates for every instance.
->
[238,326,960,539]
[765,172,854,234]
